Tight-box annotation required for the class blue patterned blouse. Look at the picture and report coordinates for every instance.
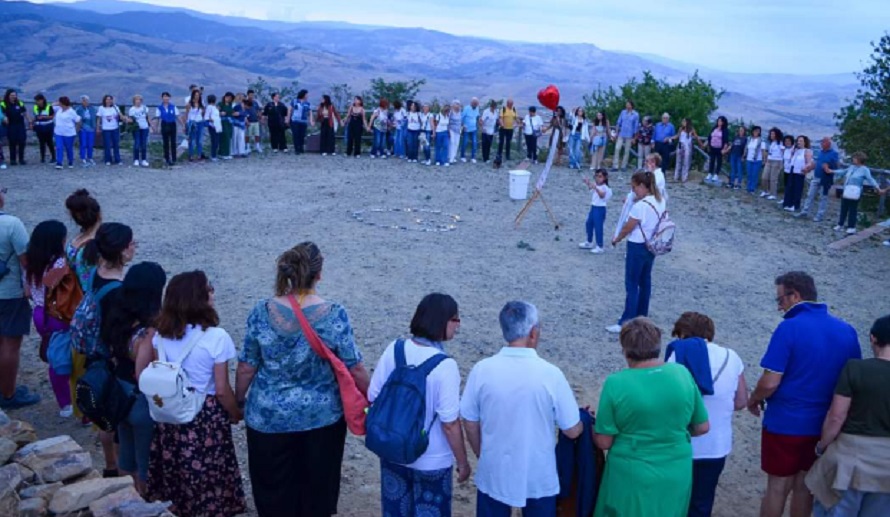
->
[240,299,363,433]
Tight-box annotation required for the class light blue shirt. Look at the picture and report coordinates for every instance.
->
[615,110,640,138]
[75,105,97,131]
[833,165,881,189]
[653,122,675,142]
[0,214,28,299]
[461,106,480,131]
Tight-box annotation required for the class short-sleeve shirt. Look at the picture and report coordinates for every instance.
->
[745,138,763,162]
[0,214,29,299]
[96,106,121,131]
[153,325,236,396]
[460,347,580,507]
[627,195,666,244]
[814,148,839,180]
[500,107,518,130]
[75,105,97,131]
[240,300,363,433]
[368,338,460,471]
[766,141,784,161]
[730,135,747,157]
[637,125,653,145]
[461,106,480,130]
[760,302,861,436]
[263,102,288,127]
[481,109,498,135]
[709,128,724,148]
[128,105,149,130]
[835,358,890,437]
[156,104,179,123]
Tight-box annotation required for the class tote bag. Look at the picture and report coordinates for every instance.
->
[287,295,368,435]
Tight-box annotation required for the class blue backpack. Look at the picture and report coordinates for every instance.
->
[70,276,121,358]
[365,339,448,465]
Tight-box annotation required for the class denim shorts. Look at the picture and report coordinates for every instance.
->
[0,297,32,337]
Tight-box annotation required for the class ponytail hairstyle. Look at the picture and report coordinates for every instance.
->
[82,222,133,268]
[25,220,67,286]
[275,242,324,296]
[65,189,102,234]
[595,168,609,186]
[631,169,662,203]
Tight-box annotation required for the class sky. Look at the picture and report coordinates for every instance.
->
[44,0,889,74]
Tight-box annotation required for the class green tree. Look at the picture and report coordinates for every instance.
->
[246,76,300,105]
[835,33,890,168]
[363,78,426,105]
[583,71,722,133]
[329,83,354,113]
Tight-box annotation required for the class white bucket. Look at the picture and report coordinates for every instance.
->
[509,170,531,200]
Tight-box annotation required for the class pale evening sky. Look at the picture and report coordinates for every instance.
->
[46,0,889,74]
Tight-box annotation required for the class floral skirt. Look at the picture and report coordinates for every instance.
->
[146,396,246,517]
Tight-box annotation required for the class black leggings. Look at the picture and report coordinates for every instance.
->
[838,198,860,229]
[36,126,55,162]
[320,122,335,154]
[7,124,25,163]
[161,122,177,162]
[346,117,363,156]
[246,419,346,517]
[708,147,723,175]
[269,125,287,151]
[482,132,494,162]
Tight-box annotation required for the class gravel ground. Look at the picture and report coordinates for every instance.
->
[2,144,888,516]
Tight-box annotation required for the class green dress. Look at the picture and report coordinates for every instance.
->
[594,363,708,517]
[219,102,234,157]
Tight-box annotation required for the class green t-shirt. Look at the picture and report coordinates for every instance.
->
[836,358,890,437]
[0,214,29,299]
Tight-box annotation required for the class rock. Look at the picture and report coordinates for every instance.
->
[28,452,92,483]
[0,437,18,464]
[18,482,63,501]
[0,465,21,517]
[5,464,35,484]
[0,421,37,447]
[0,409,9,426]
[66,469,102,484]
[113,500,172,517]
[49,477,133,514]
[89,486,142,517]
[13,436,81,466]
[18,496,46,517]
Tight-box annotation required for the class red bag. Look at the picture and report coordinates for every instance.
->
[288,295,368,435]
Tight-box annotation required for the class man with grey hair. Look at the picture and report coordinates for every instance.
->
[796,137,838,222]
[460,97,481,163]
[460,301,582,516]
[75,95,97,166]
[653,112,675,170]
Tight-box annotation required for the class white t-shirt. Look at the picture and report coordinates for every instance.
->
[406,112,422,131]
[96,106,121,131]
[187,105,204,123]
[481,109,498,135]
[419,112,432,132]
[460,347,580,508]
[204,105,221,131]
[628,195,666,244]
[434,113,449,133]
[53,107,81,137]
[653,168,668,203]
[590,184,613,207]
[745,138,764,162]
[128,105,150,130]
[766,141,784,161]
[667,342,744,459]
[152,325,236,396]
[523,115,543,136]
[368,339,460,471]
[783,148,794,173]
[392,108,407,125]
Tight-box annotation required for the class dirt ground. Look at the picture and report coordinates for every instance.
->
[3,145,888,516]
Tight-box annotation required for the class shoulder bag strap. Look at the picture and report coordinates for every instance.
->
[712,348,731,384]
[394,338,407,368]
[638,200,662,242]
[169,328,207,366]
[286,294,332,362]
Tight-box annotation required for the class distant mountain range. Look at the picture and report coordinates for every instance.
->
[1,0,857,136]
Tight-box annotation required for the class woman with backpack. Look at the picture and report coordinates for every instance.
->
[146,271,245,517]
[367,293,471,516]
[101,261,165,494]
[25,220,77,418]
[235,242,369,517]
[606,170,666,334]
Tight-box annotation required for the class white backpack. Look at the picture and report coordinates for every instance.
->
[139,330,210,424]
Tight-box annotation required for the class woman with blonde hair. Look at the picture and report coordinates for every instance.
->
[127,94,150,167]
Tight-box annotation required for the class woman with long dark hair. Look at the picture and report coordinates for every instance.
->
[345,96,369,157]
[589,111,610,171]
[32,93,56,164]
[671,118,699,183]
[760,127,785,200]
[25,220,73,416]
[96,94,122,166]
[317,95,340,156]
[1,89,29,165]
[185,89,205,161]
[101,262,165,494]
[147,271,245,517]
[705,116,730,184]
[236,242,369,517]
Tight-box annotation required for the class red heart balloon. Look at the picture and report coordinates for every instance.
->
[537,85,560,111]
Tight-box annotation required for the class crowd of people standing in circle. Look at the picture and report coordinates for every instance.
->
[0,175,887,516]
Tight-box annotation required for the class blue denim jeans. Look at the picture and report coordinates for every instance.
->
[406,130,420,160]
[188,120,204,159]
[54,135,75,166]
[117,380,153,482]
[380,459,452,517]
[460,130,477,159]
[814,489,890,517]
[730,154,744,186]
[619,242,656,324]
[102,129,121,164]
[78,130,95,160]
[372,128,386,157]
[745,160,763,193]
[132,128,149,161]
[569,134,583,168]
[434,132,449,164]
[208,126,220,159]
[689,457,726,517]
[290,121,307,154]
[586,206,606,247]
[394,126,406,157]
[477,489,556,517]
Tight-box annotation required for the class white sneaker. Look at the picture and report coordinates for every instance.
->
[141,160,149,167]
[883,240,890,247]
[133,160,139,167]
[471,159,477,164]
[332,152,337,156]
[759,191,768,198]
[59,405,73,418]
[784,207,796,213]
[767,195,776,200]
[591,247,604,254]
[425,160,431,165]
[606,324,623,334]
[1,163,7,170]
[578,242,594,249]
[444,163,450,167]
[846,228,857,235]
[833,225,843,231]
[322,153,327,156]
[776,198,784,204]
[461,158,467,163]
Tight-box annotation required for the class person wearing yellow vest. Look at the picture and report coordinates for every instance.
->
[497,98,518,163]
[32,94,56,164]
[1,89,29,166]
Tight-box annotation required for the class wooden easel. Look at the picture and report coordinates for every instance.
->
[514,188,561,230]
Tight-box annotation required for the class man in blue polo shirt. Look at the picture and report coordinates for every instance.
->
[653,113,676,171]
[747,271,860,517]
[460,98,481,163]
[796,137,838,222]
[611,100,639,171]
[288,89,313,155]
